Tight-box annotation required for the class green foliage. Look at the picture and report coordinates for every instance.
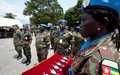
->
[3,13,16,19]
[23,0,64,25]
[64,0,83,27]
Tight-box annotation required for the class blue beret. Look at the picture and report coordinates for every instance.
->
[81,0,120,17]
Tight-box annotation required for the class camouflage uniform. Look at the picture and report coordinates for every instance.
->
[71,35,120,75]
[13,29,22,58]
[50,26,58,50]
[30,25,35,36]
[70,31,85,57]
[35,30,50,62]
[54,29,72,56]
[21,30,32,63]
[34,27,39,37]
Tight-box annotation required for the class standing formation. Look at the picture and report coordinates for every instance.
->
[13,24,32,66]
[12,19,85,67]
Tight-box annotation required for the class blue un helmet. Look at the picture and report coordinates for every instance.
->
[81,0,120,17]
[38,24,47,31]
[58,19,68,26]
[75,26,80,32]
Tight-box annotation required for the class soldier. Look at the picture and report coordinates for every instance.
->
[53,19,72,56]
[21,24,32,66]
[35,24,50,62]
[50,26,57,49]
[13,24,22,60]
[69,0,120,75]
[30,25,35,36]
[70,26,85,57]
[34,25,39,37]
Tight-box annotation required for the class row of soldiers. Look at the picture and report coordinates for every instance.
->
[12,19,85,66]
[35,19,85,63]
[13,24,32,66]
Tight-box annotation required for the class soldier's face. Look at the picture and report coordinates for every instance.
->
[80,12,100,38]
[59,24,65,30]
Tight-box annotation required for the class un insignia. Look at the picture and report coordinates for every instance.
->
[82,0,90,8]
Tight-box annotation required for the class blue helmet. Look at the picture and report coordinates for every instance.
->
[76,26,80,29]
[58,19,68,25]
[81,0,120,17]
[75,26,80,32]
[38,24,47,30]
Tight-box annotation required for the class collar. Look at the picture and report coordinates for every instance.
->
[80,33,111,51]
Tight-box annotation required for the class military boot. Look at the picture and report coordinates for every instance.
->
[17,54,22,60]
[26,60,31,66]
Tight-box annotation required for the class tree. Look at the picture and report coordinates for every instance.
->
[64,0,83,27]
[23,0,63,25]
[4,13,16,19]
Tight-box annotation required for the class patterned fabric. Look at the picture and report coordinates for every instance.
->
[70,32,85,57]
[35,31,50,48]
[13,29,22,56]
[22,31,32,45]
[80,33,110,51]
[13,29,22,45]
[71,34,120,75]
[50,28,59,52]
[54,29,73,56]
[22,30,32,61]
[35,31,50,62]
[23,44,31,60]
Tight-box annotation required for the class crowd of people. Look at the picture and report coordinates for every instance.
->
[12,19,85,66]
[14,0,120,74]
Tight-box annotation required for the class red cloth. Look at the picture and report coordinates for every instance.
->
[22,53,73,75]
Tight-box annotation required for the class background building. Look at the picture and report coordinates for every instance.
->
[0,17,23,38]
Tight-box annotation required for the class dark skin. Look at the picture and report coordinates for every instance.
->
[80,12,108,41]
[59,24,65,30]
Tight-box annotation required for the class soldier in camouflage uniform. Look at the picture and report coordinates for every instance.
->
[21,24,32,66]
[13,24,22,60]
[30,25,36,36]
[69,0,120,75]
[53,19,72,56]
[35,24,50,62]
[70,26,85,57]
[50,26,58,50]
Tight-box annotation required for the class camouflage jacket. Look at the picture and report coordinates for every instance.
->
[13,29,22,45]
[71,32,85,51]
[71,35,120,75]
[21,31,32,45]
[35,31,50,48]
[54,29,73,50]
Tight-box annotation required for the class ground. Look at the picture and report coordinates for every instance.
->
[0,36,54,75]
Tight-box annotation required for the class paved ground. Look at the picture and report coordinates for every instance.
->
[0,36,54,75]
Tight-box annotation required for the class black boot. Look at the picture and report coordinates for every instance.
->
[26,60,31,66]
[14,54,19,58]
[22,59,28,64]
[17,55,22,60]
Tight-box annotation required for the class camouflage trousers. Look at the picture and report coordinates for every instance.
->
[14,45,22,56]
[36,47,48,62]
[23,44,31,61]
